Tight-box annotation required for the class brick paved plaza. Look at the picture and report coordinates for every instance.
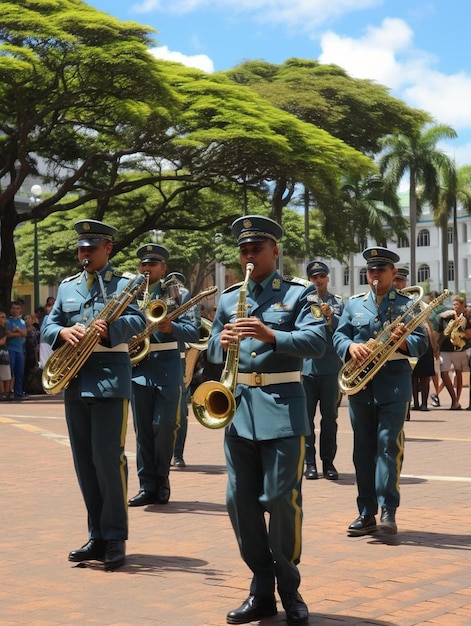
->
[1,392,470,625]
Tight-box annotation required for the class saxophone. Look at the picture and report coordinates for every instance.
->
[42,271,146,395]
[443,313,467,350]
[338,288,451,396]
[191,262,254,429]
[129,286,217,366]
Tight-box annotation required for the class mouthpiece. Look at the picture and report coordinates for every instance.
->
[246,263,255,273]
[373,279,379,287]
[82,259,90,268]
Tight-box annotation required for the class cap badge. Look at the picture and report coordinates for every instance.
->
[83,222,91,231]
[146,245,153,251]
[243,219,252,228]
[371,249,378,257]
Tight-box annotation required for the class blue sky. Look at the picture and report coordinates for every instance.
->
[85,0,471,167]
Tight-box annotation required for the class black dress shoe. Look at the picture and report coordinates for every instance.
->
[104,540,125,571]
[377,508,397,535]
[304,463,318,480]
[280,591,308,624]
[323,461,338,480]
[173,456,186,468]
[156,476,170,504]
[128,490,157,507]
[226,595,277,624]
[68,538,107,562]
[347,514,377,536]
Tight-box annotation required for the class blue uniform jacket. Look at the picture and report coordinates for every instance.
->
[206,271,327,440]
[42,263,146,399]
[132,281,199,386]
[332,288,429,404]
[302,290,344,376]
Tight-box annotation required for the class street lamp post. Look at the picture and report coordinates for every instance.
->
[214,233,225,304]
[30,184,42,311]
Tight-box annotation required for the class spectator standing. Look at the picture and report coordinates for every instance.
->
[0,310,12,400]
[437,295,471,410]
[302,260,344,481]
[6,300,27,400]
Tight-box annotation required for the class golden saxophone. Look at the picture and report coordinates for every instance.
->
[339,288,451,396]
[191,262,254,429]
[443,313,467,350]
[129,286,217,366]
[42,269,146,395]
[183,317,212,388]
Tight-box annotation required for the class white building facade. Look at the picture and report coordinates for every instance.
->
[310,203,471,301]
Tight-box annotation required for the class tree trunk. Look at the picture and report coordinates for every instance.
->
[409,170,417,284]
[0,202,19,311]
[452,200,459,293]
[440,214,449,290]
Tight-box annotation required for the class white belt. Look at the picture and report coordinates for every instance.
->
[237,371,301,386]
[149,341,178,352]
[94,343,128,353]
[387,353,409,361]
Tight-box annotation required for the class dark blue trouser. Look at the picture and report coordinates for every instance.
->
[302,373,340,465]
[349,399,407,514]
[64,395,129,540]
[225,434,305,597]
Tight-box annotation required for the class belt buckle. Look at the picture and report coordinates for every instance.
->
[250,372,265,386]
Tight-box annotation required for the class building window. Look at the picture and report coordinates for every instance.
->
[343,267,349,286]
[417,229,430,247]
[448,260,455,281]
[359,268,368,285]
[418,264,430,283]
[397,236,408,248]
[447,226,453,244]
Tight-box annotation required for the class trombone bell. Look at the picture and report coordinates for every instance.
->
[192,381,236,429]
[145,299,167,322]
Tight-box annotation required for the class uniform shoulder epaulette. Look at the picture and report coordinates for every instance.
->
[223,282,243,294]
[334,294,343,301]
[349,292,366,299]
[61,272,81,283]
[283,275,310,287]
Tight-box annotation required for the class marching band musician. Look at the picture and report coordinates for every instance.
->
[302,260,344,481]
[165,271,201,469]
[333,247,428,537]
[206,215,326,626]
[128,244,199,507]
[42,219,146,570]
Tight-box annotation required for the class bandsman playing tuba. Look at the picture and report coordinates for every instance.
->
[333,247,428,537]
[128,244,199,507]
[206,215,326,626]
[41,219,146,571]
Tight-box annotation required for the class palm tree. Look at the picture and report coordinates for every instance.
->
[379,123,457,283]
[434,164,471,290]
[337,173,408,294]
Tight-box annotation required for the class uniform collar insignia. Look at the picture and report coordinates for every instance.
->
[272,278,281,290]
[389,291,396,300]
[104,270,113,282]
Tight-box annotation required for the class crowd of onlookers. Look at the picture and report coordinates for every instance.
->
[0,296,55,401]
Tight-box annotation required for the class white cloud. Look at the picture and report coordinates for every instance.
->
[132,0,380,29]
[149,45,214,73]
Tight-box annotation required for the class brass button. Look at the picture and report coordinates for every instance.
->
[251,351,257,358]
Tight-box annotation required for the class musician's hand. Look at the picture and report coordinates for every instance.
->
[391,322,408,352]
[156,318,174,334]
[349,342,371,363]
[61,323,87,346]
[92,319,109,341]
[320,303,333,322]
[234,317,276,343]
[220,323,238,350]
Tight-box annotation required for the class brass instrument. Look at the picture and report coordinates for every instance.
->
[42,272,146,395]
[192,262,254,429]
[183,317,212,388]
[129,286,217,366]
[339,288,450,396]
[443,313,467,349]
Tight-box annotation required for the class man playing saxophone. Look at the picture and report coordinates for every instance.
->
[42,219,146,570]
[333,247,428,537]
[128,244,199,507]
[206,215,326,625]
